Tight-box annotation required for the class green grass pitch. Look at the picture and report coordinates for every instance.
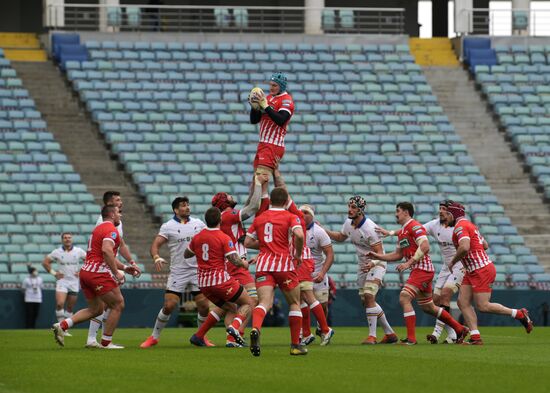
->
[1,327,549,393]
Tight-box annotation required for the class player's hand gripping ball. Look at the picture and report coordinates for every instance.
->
[248,87,264,110]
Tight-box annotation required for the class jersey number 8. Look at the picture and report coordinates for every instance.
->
[202,244,209,260]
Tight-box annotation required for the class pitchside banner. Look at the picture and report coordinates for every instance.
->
[0,288,548,329]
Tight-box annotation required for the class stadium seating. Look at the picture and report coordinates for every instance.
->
[59,39,543,288]
[0,50,151,289]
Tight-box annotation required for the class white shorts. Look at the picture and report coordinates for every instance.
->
[358,265,386,296]
[166,266,199,294]
[56,278,79,294]
[434,263,464,294]
[313,272,329,303]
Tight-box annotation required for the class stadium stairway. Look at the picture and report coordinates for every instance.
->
[409,38,459,67]
[11,61,161,267]
[0,33,47,62]
[425,67,550,271]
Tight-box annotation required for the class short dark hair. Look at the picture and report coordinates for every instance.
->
[396,202,414,217]
[101,205,117,219]
[103,191,120,205]
[172,196,190,212]
[270,187,289,206]
[61,232,72,239]
[205,207,221,228]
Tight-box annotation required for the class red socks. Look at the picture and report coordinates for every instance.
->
[252,306,267,331]
[513,309,525,320]
[438,309,464,334]
[196,311,220,339]
[310,301,330,334]
[230,314,246,331]
[301,303,311,337]
[289,311,302,345]
[404,311,416,341]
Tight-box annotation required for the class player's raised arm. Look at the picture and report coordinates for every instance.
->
[241,174,269,221]
[273,167,286,190]
[150,235,168,272]
[292,225,304,264]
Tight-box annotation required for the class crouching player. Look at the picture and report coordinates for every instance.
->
[51,206,140,348]
[186,207,256,347]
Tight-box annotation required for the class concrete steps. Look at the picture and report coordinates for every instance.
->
[425,66,550,272]
[12,61,161,269]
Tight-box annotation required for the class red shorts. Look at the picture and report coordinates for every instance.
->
[255,270,299,291]
[406,269,434,295]
[253,142,285,169]
[79,270,118,300]
[200,278,244,308]
[462,263,496,293]
[297,259,314,282]
[231,267,255,286]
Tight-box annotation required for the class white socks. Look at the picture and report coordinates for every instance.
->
[55,309,65,322]
[88,309,111,343]
[152,309,171,339]
[366,303,394,337]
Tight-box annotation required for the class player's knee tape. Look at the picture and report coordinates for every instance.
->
[314,290,329,303]
[443,282,460,294]
[255,165,272,176]
[417,297,433,306]
[300,281,314,291]
[363,282,379,297]
[246,286,258,298]
[401,285,417,299]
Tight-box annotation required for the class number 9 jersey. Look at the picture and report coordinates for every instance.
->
[246,207,302,272]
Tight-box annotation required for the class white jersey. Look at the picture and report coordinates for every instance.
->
[96,215,123,238]
[423,219,460,269]
[158,216,206,271]
[306,223,332,272]
[22,276,43,303]
[341,217,385,265]
[47,246,86,281]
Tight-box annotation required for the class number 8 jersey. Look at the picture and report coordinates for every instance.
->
[188,227,237,287]
[247,208,302,272]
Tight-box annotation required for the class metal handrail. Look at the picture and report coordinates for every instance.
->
[45,4,405,35]
[460,8,550,36]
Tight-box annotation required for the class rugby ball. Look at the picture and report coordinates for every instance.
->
[249,87,264,110]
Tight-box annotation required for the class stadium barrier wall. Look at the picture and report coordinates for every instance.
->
[1,289,548,329]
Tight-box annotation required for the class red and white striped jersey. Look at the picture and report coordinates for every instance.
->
[452,218,492,273]
[220,208,248,277]
[259,92,294,147]
[83,221,121,273]
[397,219,434,272]
[188,228,237,288]
[247,208,302,272]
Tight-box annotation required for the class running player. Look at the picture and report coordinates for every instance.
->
[444,202,533,344]
[87,191,140,348]
[325,196,397,345]
[186,207,256,347]
[140,197,212,348]
[376,200,464,344]
[42,232,86,336]
[51,206,140,348]
[211,173,269,347]
[366,202,469,345]
[299,204,335,344]
[249,72,294,178]
[244,187,306,356]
